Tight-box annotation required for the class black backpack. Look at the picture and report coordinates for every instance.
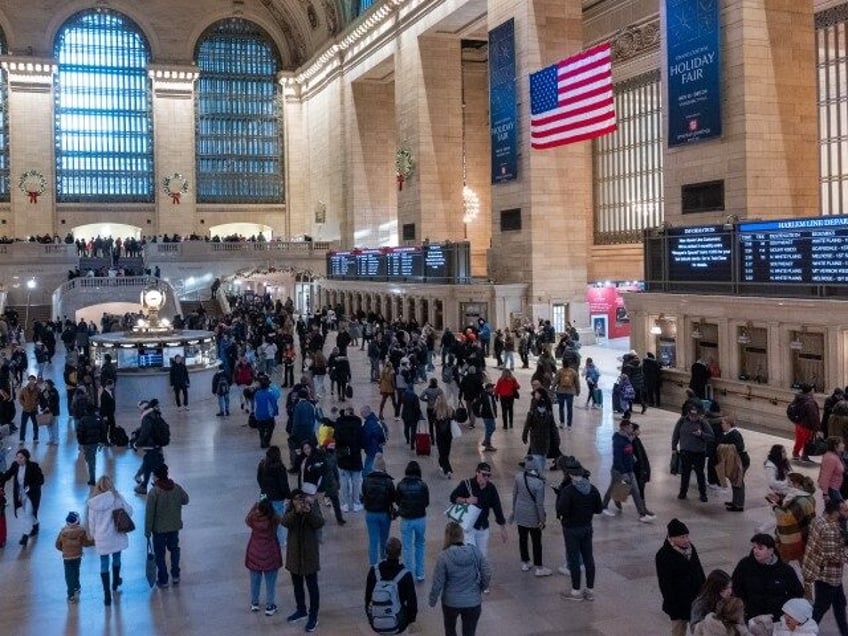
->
[216,376,230,396]
[150,412,171,447]
[786,399,804,424]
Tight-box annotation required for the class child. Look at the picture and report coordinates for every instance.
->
[55,511,93,602]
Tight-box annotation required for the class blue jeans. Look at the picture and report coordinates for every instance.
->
[365,511,392,566]
[217,393,230,414]
[99,551,121,573]
[564,525,595,590]
[250,569,279,607]
[363,454,376,478]
[556,393,575,427]
[47,419,59,444]
[152,531,181,585]
[340,469,362,509]
[502,351,514,370]
[483,418,496,447]
[271,500,288,545]
[64,558,81,598]
[400,516,426,580]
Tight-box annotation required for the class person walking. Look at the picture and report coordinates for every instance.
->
[245,498,283,616]
[522,389,554,470]
[787,383,821,462]
[449,462,507,559]
[365,536,418,634]
[672,403,714,503]
[133,399,167,495]
[253,375,280,450]
[555,457,603,601]
[433,395,455,479]
[429,521,492,636]
[378,361,398,419]
[282,488,324,633]
[400,384,423,451]
[1,448,44,546]
[144,464,190,589]
[334,406,365,513]
[18,375,40,444]
[510,455,551,577]
[582,358,600,409]
[362,454,396,566]
[39,378,61,446]
[601,416,655,522]
[396,460,430,582]
[211,364,231,417]
[361,405,386,478]
[475,383,498,453]
[76,403,107,486]
[494,369,520,430]
[554,363,580,429]
[169,355,190,410]
[802,500,848,635]
[87,475,133,605]
[98,379,116,446]
[655,518,706,636]
[55,511,93,603]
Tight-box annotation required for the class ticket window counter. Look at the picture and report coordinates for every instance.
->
[651,315,678,368]
[460,303,488,331]
[693,322,721,378]
[737,325,768,384]
[790,330,824,391]
[434,300,444,330]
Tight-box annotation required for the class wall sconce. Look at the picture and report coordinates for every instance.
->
[691,320,703,340]
[789,326,805,351]
[650,313,665,336]
[723,214,739,230]
[737,321,753,345]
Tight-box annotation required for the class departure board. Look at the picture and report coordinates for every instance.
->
[666,225,733,282]
[328,251,357,278]
[356,249,387,278]
[387,246,424,280]
[738,216,848,284]
[424,244,451,281]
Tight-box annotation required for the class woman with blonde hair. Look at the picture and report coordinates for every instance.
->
[429,521,492,636]
[433,394,455,479]
[86,474,133,606]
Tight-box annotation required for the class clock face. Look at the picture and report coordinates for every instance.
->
[144,289,163,307]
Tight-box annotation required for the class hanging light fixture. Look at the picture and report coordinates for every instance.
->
[460,70,479,232]
[737,321,753,345]
[650,313,664,336]
[789,326,806,351]
[691,321,703,340]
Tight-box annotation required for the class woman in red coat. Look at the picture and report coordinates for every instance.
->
[245,499,282,616]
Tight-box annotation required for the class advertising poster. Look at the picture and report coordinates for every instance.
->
[586,282,643,340]
[488,18,518,183]
[665,0,722,146]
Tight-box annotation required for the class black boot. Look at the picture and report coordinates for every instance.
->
[29,523,39,536]
[18,534,28,547]
[112,566,122,591]
[101,572,112,606]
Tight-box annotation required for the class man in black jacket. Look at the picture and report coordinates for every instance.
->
[76,403,106,485]
[475,383,498,452]
[731,532,804,622]
[361,455,395,567]
[365,536,417,633]
[556,457,602,602]
[133,399,166,495]
[655,518,705,636]
[169,355,190,410]
[642,352,661,407]
[395,461,429,582]
[99,379,116,444]
[449,462,507,559]
[335,407,364,513]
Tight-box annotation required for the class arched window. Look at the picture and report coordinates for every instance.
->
[0,29,9,201]
[54,9,153,203]
[195,19,283,204]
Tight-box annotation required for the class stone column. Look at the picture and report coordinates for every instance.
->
[486,1,591,321]
[149,65,200,237]
[395,37,464,242]
[2,58,57,238]
[663,0,817,224]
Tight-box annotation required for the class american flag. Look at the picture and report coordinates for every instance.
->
[529,43,616,150]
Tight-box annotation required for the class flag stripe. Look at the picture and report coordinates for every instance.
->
[529,42,616,149]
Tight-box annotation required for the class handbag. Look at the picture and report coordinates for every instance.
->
[36,412,54,426]
[804,434,828,457]
[445,480,482,532]
[113,507,135,533]
[669,450,681,476]
[345,384,354,399]
[145,538,157,588]
[610,479,632,503]
[454,403,468,424]
[450,420,463,439]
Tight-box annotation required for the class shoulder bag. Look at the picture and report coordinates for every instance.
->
[445,480,482,533]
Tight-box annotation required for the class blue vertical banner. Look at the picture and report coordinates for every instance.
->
[665,0,722,146]
[488,18,517,183]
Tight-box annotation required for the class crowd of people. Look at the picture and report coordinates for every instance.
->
[1,294,847,635]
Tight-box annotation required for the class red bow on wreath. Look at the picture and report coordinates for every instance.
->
[170,192,181,204]
[27,191,39,204]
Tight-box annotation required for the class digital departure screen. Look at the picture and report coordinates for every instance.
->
[423,244,451,281]
[738,216,848,284]
[356,249,387,278]
[325,242,470,283]
[666,225,733,282]
[328,251,357,279]
[386,246,424,280]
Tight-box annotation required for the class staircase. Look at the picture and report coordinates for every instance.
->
[78,256,145,274]
[6,304,53,341]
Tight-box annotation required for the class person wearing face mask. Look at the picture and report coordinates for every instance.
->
[672,404,715,503]
[655,518,705,636]
[731,533,804,623]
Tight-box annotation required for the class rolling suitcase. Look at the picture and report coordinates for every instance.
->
[415,422,431,456]
[593,387,603,407]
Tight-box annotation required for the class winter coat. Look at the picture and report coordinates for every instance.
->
[245,506,282,572]
[693,613,751,636]
[556,477,602,528]
[169,361,190,389]
[87,490,133,556]
[379,368,396,395]
[773,488,816,563]
[362,471,396,514]
[257,459,291,502]
[522,408,553,457]
[282,504,324,576]
[672,415,714,454]
[396,476,429,520]
[400,389,422,425]
[76,413,107,446]
[362,413,386,458]
[428,543,491,609]
[731,552,804,620]
[611,430,636,473]
[290,398,316,443]
[55,524,93,559]
[2,460,44,517]
[511,459,546,527]
[655,540,706,621]
[334,414,364,471]
[145,479,190,535]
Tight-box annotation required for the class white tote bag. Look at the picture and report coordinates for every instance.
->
[444,481,482,533]
[450,420,463,439]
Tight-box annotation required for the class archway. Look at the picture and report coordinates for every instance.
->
[71,223,143,241]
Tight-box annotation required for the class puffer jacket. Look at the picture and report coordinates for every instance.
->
[87,490,132,556]
[522,408,553,457]
[429,543,491,609]
[362,470,395,514]
[396,476,429,520]
[245,506,282,572]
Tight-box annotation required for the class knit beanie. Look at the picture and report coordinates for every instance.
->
[666,518,689,537]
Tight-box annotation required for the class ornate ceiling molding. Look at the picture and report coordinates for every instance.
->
[609,17,660,63]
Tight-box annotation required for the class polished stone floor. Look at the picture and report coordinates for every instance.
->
[0,337,839,635]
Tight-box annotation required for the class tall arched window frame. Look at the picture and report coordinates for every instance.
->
[0,29,9,201]
[53,9,153,203]
[195,19,284,204]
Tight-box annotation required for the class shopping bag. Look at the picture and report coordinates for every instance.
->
[146,538,157,588]
[670,450,681,476]
[610,479,632,503]
[445,502,482,533]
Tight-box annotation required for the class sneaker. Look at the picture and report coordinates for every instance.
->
[521,562,532,572]
[353,504,363,513]
[305,617,319,632]
[251,603,261,612]
[157,581,169,589]
[184,406,190,411]
[534,567,553,577]
[583,588,595,602]
[341,504,350,513]
[561,589,584,602]
[707,483,720,490]
[557,565,570,576]
[482,445,498,452]
[601,508,617,517]
[639,514,656,523]
[265,604,278,616]
[287,609,308,623]
[134,485,148,495]
[172,577,180,585]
